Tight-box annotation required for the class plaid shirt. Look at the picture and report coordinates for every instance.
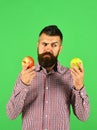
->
[6,62,90,130]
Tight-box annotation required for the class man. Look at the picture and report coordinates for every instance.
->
[6,25,90,130]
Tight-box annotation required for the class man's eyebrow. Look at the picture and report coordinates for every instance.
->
[51,42,58,44]
[53,42,58,43]
[41,42,58,44]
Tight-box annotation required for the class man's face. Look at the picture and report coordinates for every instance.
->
[37,33,62,68]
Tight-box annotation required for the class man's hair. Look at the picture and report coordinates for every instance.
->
[39,25,63,41]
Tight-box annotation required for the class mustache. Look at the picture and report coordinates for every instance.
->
[40,52,53,57]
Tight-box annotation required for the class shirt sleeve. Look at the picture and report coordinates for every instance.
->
[6,75,31,120]
[71,86,90,121]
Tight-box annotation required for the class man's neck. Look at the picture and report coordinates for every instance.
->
[46,64,56,73]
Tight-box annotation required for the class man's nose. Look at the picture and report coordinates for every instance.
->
[45,44,52,52]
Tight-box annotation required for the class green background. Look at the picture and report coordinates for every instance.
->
[0,0,97,129]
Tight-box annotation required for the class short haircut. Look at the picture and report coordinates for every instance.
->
[39,25,63,42]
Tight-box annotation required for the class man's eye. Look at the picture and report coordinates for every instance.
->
[52,44,57,47]
[42,43,47,46]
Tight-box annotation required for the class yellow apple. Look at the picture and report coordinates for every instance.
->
[70,57,83,69]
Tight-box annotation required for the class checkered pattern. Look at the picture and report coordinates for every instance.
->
[6,62,90,130]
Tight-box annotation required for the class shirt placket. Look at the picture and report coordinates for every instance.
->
[43,74,50,130]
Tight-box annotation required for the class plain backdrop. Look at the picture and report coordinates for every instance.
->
[0,0,97,130]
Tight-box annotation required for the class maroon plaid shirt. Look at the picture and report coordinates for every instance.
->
[6,62,90,130]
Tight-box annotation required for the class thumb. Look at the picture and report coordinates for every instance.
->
[22,62,30,70]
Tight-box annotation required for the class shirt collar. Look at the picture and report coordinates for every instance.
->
[35,61,68,74]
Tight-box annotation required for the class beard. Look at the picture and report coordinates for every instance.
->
[38,52,58,68]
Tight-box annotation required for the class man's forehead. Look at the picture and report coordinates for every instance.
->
[38,33,61,43]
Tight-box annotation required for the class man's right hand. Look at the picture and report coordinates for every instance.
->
[20,62,36,86]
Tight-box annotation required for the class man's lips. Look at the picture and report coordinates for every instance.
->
[43,54,51,58]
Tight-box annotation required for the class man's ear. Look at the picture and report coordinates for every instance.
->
[59,45,62,53]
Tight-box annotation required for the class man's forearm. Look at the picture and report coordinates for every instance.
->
[71,87,90,121]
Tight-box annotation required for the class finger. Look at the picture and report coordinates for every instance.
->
[71,64,80,74]
[70,68,82,78]
[70,69,77,77]
[27,66,35,73]
[30,71,36,77]
[22,62,30,70]
[78,62,84,72]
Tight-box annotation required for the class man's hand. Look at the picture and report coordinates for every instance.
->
[70,62,84,90]
[20,62,36,86]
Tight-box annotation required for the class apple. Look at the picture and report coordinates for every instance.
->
[70,57,83,69]
[22,56,34,68]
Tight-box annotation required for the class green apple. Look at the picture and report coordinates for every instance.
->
[70,57,83,69]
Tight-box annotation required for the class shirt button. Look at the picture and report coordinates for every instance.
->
[80,92,83,97]
[24,88,28,92]
[46,87,48,90]
[83,101,85,105]
[46,101,48,104]
[45,115,48,118]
